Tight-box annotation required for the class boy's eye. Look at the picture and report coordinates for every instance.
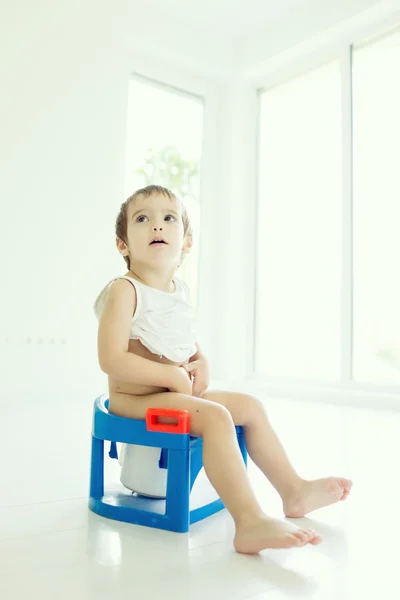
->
[164,215,176,222]
[136,215,148,223]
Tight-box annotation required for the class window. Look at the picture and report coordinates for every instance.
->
[353,29,400,384]
[256,62,342,380]
[124,77,204,304]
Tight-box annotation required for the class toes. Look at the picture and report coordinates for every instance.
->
[293,532,308,545]
[310,534,323,545]
[286,529,323,548]
[306,528,317,537]
[339,478,353,493]
[293,529,314,545]
[340,484,351,501]
[286,533,303,547]
[303,529,321,544]
[304,528,316,540]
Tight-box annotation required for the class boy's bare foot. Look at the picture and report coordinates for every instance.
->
[283,477,353,518]
[233,515,322,554]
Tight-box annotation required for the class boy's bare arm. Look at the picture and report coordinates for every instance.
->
[97,279,185,390]
[189,343,208,362]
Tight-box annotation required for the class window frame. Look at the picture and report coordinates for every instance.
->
[251,15,400,398]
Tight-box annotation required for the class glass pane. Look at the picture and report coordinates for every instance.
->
[256,62,342,380]
[124,77,204,304]
[353,30,400,384]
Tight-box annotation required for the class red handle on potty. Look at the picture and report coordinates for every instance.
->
[146,408,190,434]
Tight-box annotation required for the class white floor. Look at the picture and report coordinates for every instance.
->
[1,392,400,600]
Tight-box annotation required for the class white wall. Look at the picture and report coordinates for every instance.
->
[1,2,126,403]
[239,0,400,84]
[0,0,234,400]
[0,0,234,505]
[236,0,380,72]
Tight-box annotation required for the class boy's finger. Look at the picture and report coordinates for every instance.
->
[193,385,206,397]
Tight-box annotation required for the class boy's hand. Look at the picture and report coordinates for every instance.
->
[183,358,209,398]
[168,366,193,395]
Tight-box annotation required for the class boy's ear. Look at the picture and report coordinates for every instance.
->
[182,234,193,255]
[116,237,129,257]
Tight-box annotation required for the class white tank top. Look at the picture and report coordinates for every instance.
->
[94,275,197,363]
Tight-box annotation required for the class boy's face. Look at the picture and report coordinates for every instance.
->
[118,193,191,271]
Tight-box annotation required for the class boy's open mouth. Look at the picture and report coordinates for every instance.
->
[150,237,167,245]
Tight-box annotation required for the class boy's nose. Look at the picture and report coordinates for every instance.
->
[153,225,163,231]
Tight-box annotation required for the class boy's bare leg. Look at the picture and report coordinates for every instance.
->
[204,391,352,518]
[109,392,322,554]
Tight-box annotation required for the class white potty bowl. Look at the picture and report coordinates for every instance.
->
[119,443,167,498]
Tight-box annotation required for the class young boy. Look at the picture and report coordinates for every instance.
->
[94,185,352,554]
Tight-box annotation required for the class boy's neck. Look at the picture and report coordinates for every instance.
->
[126,267,176,293]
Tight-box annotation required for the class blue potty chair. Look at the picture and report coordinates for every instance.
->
[89,394,247,533]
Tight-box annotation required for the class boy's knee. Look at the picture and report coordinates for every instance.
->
[203,402,233,427]
[244,394,266,417]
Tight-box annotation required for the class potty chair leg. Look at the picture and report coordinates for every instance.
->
[164,448,191,532]
[90,436,104,498]
[146,408,191,533]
